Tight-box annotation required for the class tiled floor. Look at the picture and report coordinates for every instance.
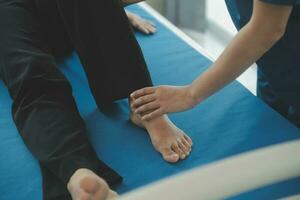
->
[181,27,257,95]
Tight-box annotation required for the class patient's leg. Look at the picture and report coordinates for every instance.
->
[0,2,122,199]
[130,100,193,163]
[55,0,193,163]
[56,0,153,105]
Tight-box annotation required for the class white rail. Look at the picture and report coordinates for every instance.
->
[119,140,300,200]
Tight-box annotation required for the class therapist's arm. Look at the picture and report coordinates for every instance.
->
[131,0,292,120]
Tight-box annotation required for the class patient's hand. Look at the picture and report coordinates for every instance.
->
[131,85,197,120]
[126,11,156,34]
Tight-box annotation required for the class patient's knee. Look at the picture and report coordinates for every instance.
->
[3,55,72,111]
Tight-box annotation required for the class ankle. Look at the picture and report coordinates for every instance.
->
[143,114,169,130]
[129,97,170,130]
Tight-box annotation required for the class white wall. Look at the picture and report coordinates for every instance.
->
[206,0,237,35]
[146,0,165,14]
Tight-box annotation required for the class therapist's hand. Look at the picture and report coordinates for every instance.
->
[130,85,197,120]
[126,11,156,34]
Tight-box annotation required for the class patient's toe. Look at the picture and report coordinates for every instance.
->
[160,147,180,163]
[172,143,186,159]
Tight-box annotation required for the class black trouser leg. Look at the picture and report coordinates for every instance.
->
[0,2,122,199]
[55,0,153,106]
[40,164,71,200]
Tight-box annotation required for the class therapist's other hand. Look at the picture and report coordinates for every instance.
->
[131,85,197,120]
[127,11,156,34]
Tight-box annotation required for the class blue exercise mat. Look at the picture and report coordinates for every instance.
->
[0,5,300,200]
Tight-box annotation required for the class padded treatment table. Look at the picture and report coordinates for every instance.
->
[0,3,300,200]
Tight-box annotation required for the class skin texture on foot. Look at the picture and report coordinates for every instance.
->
[67,168,119,200]
[130,99,193,163]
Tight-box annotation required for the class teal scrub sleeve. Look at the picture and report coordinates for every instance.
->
[260,0,300,5]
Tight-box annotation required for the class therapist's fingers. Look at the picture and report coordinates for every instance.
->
[135,102,160,114]
[131,94,156,108]
[141,109,163,121]
[131,87,156,98]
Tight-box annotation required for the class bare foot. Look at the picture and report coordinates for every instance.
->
[130,104,193,163]
[67,168,118,200]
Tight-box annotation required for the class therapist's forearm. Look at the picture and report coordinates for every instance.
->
[188,0,293,105]
[189,22,283,104]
